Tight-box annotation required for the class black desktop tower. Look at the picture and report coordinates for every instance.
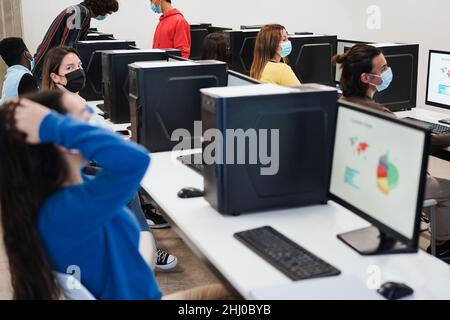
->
[74,40,136,101]
[372,43,419,111]
[201,84,338,215]
[289,35,337,85]
[129,60,228,152]
[102,49,181,123]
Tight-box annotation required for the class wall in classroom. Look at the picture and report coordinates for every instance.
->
[21,0,450,112]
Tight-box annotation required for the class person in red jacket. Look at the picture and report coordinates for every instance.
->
[150,0,191,59]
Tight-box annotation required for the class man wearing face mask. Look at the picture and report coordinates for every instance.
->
[32,0,119,83]
[150,0,191,59]
[334,44,450,260]
[250,24,301,87]
[0,38,38,104]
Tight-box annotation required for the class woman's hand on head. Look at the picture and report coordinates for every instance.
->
[14,98,51,144]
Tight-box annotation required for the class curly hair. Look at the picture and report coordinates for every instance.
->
[84,0,119,17]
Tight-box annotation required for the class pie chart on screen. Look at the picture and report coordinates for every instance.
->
[377,152,399,195]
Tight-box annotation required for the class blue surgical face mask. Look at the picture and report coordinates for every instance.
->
[30,57,35,70]
[278,40,292,58]
[370,67,393,92]
[151,2,162,14]
[89,113,105,128]
[95,15,107,21]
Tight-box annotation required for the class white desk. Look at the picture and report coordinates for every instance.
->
[140,150,450,300]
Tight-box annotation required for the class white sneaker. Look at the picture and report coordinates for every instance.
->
[155,249,178,271]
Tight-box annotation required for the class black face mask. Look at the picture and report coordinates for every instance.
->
[61,69,86,93]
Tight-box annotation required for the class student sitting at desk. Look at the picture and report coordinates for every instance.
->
[201,32,231,68]
[0,92,229,299]
[250,24,301,87]
[32,0,120,82]
[0,38,38,104]
[40,46,178,271]
[334,44,450,259]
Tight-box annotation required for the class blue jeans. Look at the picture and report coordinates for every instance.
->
[127,193,150,232]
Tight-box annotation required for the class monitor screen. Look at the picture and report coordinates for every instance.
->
[426,50,450,109]
[227,71,260,86]
[329,104,428,241]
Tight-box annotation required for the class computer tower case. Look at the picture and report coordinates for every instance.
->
[102,49,181,123]
[201,84,338,215]
[129,60,228,152]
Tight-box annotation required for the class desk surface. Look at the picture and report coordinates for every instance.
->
[141,150,450,300]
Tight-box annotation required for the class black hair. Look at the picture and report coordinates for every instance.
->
[0,37,29,67]
[332,44,382,98]
[0,90,69,299]
[84,0,119,16]
[200,32,230,66]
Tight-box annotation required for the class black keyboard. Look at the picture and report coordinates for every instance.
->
[404,117,450,134]
[177,153,204,174]
[234,226,341,281]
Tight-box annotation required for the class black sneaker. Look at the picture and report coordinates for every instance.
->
[155,249,178,270]
[143,204,170,229]
[427,240,450,260]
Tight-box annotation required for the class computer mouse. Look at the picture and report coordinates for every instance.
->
[178,187,204,199]
[377,282,414,300]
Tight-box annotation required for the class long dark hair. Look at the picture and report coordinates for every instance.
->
[41,46,81,91]
[250,24,286,80]
[0,91,68,299]
[201,32,231,67]
[332,44,382,98]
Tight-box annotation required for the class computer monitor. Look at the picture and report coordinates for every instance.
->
[330,100,430,255]
[200,84,338,215]
[128,60,227,152]
[288,34,337,85]
[102,49,182,123]
[75,40,136,101]
[426,50,450,109]
[227,70,261,86]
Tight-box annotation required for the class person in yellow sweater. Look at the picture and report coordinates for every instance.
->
[250,24,301,86]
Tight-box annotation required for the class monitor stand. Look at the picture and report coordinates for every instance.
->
[337,226,416,255]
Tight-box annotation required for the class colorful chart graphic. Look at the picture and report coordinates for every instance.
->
[440,67,450,78]
[376,152,399,195]
[350,137,369,157]
[345,166,360,189]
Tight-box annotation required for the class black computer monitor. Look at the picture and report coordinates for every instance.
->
[227,70,261,86]
[330,100,430,255]
[102,49,181,123]
[200,83,338,215]
[373,44,419,111]
[288,35,337,85]
[207,26,232,33]
[425,50,450,110]
[75,40,136,101]
[128,60,228,152]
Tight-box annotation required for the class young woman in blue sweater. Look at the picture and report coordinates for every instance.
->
[0,91,229,299]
